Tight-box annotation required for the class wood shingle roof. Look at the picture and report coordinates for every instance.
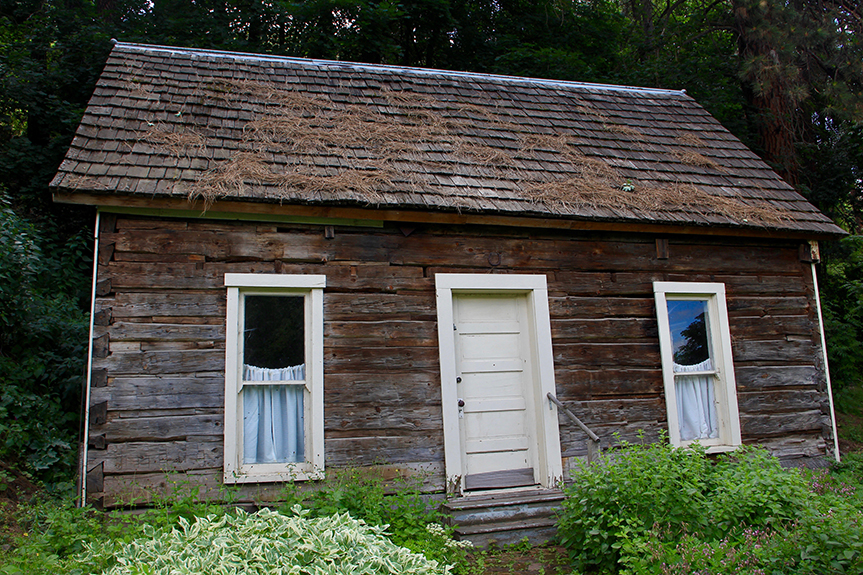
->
[51,42,845,237]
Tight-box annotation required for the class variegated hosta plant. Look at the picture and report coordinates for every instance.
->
[78,506,452,575]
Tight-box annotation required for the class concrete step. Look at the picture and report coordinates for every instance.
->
[440,489,564,548]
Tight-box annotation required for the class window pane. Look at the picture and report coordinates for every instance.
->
[243,385,304,464]
[667,299,711,369]
[675,374,719,440]
[243,295,305,377]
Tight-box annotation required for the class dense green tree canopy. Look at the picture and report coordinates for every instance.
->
[1,0,862,480]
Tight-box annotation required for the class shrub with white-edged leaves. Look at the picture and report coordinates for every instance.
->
[77,506,451,575]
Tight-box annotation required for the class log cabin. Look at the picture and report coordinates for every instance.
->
[52,42,846,513]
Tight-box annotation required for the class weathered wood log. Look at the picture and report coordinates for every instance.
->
[549,271,807,298]
[729,315,814,339]
[98,413,224,442]
[103,261,277,290]
[98,242,115,265]
[95,278,113,296]
[553,368,663,398]
[723,277,808,297]
[325,293,437,321]
[89,434,107,450]
[325,405,442,433]
[324,372,441,404]
[90,401,108,426]
[554,397,666,429]
[561,423,666,458]
[108,221,806,274]
[93,307,113,326]
[551,317,658,342]
[734,365,820,390]
[86,462,104,495]
[109,292,225,319]
[732,339,815,364]
[90,439,223,474]
[91,368,108,388]
[93,349,225,375]
[553,342,661,368]
[756,434,827,459]
[324,346,440,372]
[103,322,225,342]
[549,296,656,318]
[325,320,437,347]
[737,389,823,413]
[727,296,810,316]
[326,436,443,465]
[90,377,225,410]
[114,217,188,231]
[740,410,823,437]
[99,213,117,233]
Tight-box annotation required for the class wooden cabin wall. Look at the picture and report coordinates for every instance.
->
[87,213,830,506]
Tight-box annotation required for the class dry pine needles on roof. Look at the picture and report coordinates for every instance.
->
[138,78,785,225]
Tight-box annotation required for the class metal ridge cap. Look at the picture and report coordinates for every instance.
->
[110,41,687,97]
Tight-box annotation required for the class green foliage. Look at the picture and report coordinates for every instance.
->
[0,472,470,575]
[833,452,863,481]
[0,196,90,483]
[1,500,454,575]
[556,440,820,573]
[0,496,144,575]
[630,493,863,575]
[277,469,471,569]
[73,507,451,575]
[821,236,863,402]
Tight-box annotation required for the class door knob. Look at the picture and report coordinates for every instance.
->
[457,399,465,408]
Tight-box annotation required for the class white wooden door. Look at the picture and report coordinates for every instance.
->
[453,293,538,490]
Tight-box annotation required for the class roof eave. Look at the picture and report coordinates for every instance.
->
[52,189,848,240]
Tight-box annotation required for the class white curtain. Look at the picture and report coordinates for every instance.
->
[673,358,719,441]
[242,364,305,464]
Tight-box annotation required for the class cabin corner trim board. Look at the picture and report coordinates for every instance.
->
[435,273,563,494]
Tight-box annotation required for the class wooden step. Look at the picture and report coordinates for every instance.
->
[440,489,564,548]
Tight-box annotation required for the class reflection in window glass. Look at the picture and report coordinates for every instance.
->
[667,299,711,368]
[667,299,717,440]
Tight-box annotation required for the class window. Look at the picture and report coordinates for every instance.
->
[224,274,325,483]
[653,282,741,451]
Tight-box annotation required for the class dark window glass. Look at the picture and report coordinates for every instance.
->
[243,295,305,369]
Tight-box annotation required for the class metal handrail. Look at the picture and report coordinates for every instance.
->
[548,392,602,463]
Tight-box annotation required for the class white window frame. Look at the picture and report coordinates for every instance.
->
[223,273,325,483]
[653,281,741,452]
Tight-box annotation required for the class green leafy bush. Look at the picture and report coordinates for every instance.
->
[0,496,142,575]
[556,440,821,573]
[0,195,90,483]
[631,499,863,575]
[822,235,863,401]
[76,507,450,575]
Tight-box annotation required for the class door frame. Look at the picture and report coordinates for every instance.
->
[435,274,563,495]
